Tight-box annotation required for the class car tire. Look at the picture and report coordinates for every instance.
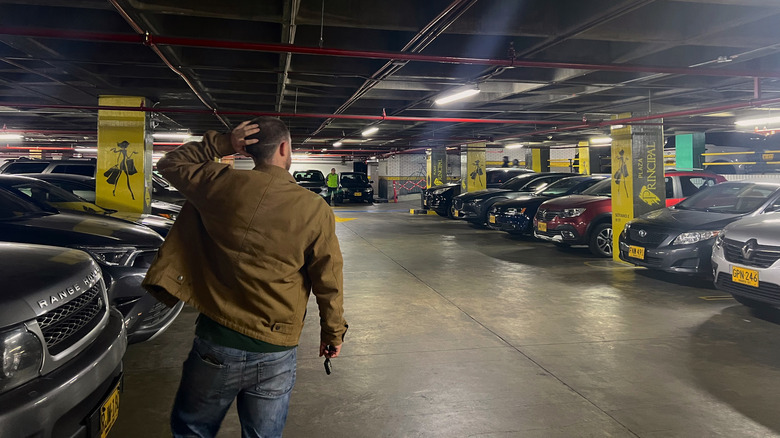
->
[447,202,457,219]
[588,223,613,257]
[733,295,768,309]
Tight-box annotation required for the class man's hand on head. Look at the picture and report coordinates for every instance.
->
[231,120,260,157]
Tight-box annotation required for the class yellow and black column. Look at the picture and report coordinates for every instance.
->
[578,141,590,175]
[611,113,666,261]
[461,142,486,192]
[96,96,152,214]
[427,147,446,187]
[527,148,550,172]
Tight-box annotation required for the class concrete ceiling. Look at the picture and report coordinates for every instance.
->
[1,0,780,155]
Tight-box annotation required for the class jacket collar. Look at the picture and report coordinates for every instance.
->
[253,163,296,183]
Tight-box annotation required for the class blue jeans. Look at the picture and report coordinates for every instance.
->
[171,337,297,438]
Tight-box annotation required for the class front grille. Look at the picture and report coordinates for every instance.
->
[716,273,780,305]
[138,300,174,329]
[37,283,106,355]
[536,209,561,222]
[628,228,668,247]
[723,238,780,269]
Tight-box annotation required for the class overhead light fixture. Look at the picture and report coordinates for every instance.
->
[435,88,480,105]
[505,143,524,149]
[362,127,379,137]
[321,148,327,152]
[589,137,612,144]
[735,116,780,127]
[152,132,191,140]
[75,147,98,153]
[333,141,343,147]
[610,124,625,130]
[0,133,23,141]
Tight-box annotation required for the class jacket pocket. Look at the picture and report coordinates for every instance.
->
[271,322,294,335]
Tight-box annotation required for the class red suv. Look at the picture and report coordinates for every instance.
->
[533,171,727,257]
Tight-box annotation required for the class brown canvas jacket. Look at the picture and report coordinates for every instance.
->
[142,131,347,347]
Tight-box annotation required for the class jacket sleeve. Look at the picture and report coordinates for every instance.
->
[307,208,348,346]
[155,131,234,208]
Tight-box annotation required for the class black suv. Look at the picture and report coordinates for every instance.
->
[293,169,327,197]
[336,172,374,203]
[0,243,126,438]
[0,188,183,343]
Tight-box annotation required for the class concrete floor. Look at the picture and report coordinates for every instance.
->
[113,198,780,437]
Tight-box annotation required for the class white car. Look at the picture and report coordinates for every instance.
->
[712,212,780,308]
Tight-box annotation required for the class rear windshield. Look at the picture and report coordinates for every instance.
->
[294,171,325,182]
[50,164,95,176]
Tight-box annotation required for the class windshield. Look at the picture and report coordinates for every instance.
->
[675,182,778,214]
[341,173,368,184]
[582,178,612,197]
[0,188,49,219]
[294,171,325,182]
[3,180,107,214]
[538,177,585,196]
[499,173,540,190]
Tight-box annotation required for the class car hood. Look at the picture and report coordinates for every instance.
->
[0,211,164,248]
[632,207,745,232]
[297,181,326,188]
[0,243,100,322]
[456,188,507,200]
[341,182,372,189]
[151,200,182,214]
[540,195,611,210]
[109,212,174,237]
[722,212,780,243]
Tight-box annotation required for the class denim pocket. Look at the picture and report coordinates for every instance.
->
[192,337,227,370]
[253,349,297,398]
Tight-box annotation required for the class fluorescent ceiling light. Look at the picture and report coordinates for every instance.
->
[435,88,480,105]
[505,143,524,149]
[75,147,98,153]
[590,137,612,144]
[362,127,379,137]
[333,141,343,147]
[735,116,780,126]
[153,132,191,140]
[610,124,625,130]
[0,133,23,141]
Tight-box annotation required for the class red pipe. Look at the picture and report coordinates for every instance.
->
[2,26,780,79]
[0,102,580,125]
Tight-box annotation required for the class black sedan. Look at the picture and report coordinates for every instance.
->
[335,172,374,203]
[421,168,533,218]
[619,181,780,275]
[452,172,576,225]
[0,175,174,237]
[0,187,183,343]
[488,175,608,234]
[293,169,327,197]
[23,173,182,221]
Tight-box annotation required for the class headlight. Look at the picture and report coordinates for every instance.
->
[469,198,483,204]
[433,188,448,195]
[0,327,43,394]
[714,230,726,248]
[673,230,720,245]
[506,208,526,216]
[365,187,373,192]
[76,246,138,267]
[560,208,586,218]
[158,213,178,221]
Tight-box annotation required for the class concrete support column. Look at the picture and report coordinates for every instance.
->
[674,133,705,170]
[578,141,590,175]
[96,96,152,214]
[526,148,550,172]
[461,142,486,192]
[611,113,666,262]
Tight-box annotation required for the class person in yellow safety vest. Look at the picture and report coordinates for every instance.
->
[326,168,339,205]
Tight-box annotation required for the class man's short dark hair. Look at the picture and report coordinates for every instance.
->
[244,117,291,163]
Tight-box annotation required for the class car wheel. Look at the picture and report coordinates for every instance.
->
[588,223,613,257]
[447,202,457,219]
[733,295,768,309]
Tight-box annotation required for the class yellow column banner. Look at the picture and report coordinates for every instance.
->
[426,150,433,188]
[96,96,152,214]
[578,141,590,175]
[611,114,633,262]
[464,142,486,192]
[531,149,542,172]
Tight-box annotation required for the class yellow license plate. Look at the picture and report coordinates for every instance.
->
[454,210,459,217]
[538,222,547,232]
[489,214,496,224]
[732,265,759,287]
[354,192,362,197]
[100,384,121,438]
[628,245,645,260]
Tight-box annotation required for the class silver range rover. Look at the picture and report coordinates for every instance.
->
[712,212,780,308]
[0,243,126,438]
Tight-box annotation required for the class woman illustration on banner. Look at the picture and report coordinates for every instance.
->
[104,140,138,200]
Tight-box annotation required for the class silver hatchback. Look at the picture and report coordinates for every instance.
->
[712,212,780,308]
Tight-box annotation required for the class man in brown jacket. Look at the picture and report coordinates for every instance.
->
[142,117,347,438]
